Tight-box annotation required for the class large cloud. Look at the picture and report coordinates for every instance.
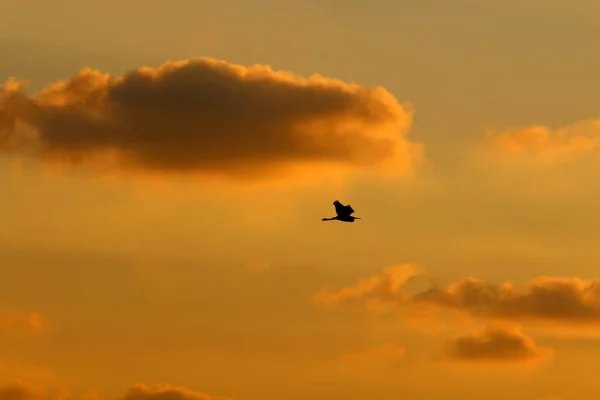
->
[314,265,600,329]
[0,58,422,180]
[443,324,552,364]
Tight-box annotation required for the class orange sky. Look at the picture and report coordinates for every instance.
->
[2,1,600,399]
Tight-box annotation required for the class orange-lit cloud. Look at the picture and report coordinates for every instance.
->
[442,324,552,364]
[0,58,423,182]
[314,266,600,329]
[0,382,70,400]
[478,119,600,164]
[312,263,419,308]
[0,366,59,390]
[0,383,229,400]
[118,384,231,400]
[414,275,600,326]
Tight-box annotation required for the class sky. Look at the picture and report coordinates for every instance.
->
[1,0,600,399]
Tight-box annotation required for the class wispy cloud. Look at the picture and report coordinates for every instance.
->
[314,265,600,332]
[478,119,600,165]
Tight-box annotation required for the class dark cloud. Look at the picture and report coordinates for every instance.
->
[443,325,551,364]
[0,58,422,180]
[0,383,65,400]
[414,276,600,325]
[0,383,39,400]
[314,266,600,328]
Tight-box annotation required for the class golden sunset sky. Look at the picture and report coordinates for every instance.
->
[2,1,600,399]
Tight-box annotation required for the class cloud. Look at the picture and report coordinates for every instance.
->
[0,383,36,400]
[314,266,600,330]
[0,383,229,400]
[478,119,600,165]
[0,58,423,182]
[443,324,552,364]
[0,366,59,390]
[118,384,231,400]
[414,275,600,327]
[312,263,419,308]
[0,382,69,400]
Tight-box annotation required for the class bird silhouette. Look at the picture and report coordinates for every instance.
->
[321,200,361,222]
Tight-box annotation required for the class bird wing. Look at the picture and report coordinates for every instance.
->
[334,200,354,216]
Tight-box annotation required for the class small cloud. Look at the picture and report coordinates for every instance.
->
[0,383,230,400]
[117,384,231,400]
[312,263,420,308]
[442,324,552,365]
[477,119,600,165]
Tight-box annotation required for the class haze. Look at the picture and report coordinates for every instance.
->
[2,1,600,399]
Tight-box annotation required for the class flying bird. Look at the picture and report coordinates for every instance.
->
[321,200,361,222]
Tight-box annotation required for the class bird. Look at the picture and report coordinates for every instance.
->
[321,200,361,222]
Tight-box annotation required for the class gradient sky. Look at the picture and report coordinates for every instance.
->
[2,1,600,400]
